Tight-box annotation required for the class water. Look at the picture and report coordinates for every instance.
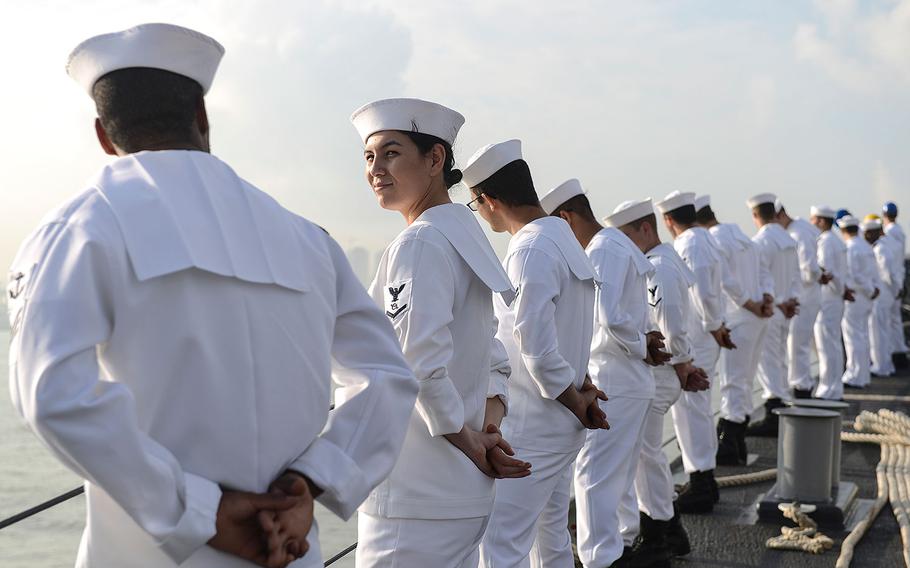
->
[0,327,357,567]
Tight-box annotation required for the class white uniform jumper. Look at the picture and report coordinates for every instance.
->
[752,224,800,402]
[842,236,878,388]
[358,204,514,568]
[634,244,695,523]
[573,228,655,568]
[7,151,419,568]
[883,222,907,356]
[480,217,596,568]
[814,229,848,400]
[710,223,771,423]
[870,235,900,377]
[670,227,724,474]
[786,219,822,392]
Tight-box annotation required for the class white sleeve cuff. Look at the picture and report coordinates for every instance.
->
[289,437,370,520]
[415,375,466,437]
[159,472,221,564]
[488,371,510,416]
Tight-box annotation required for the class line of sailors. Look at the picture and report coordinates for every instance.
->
[8,23,908,568]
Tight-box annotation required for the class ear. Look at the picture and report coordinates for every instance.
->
[94,118,118,156]
[427,143,446,177]
[558,210,572,224]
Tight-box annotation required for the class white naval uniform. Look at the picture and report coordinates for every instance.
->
[752,224,800,401]
[633,244,694,524]
[814,229,848,400]
[842,236,878,387]
[870,235,899,377]
[480,217,596,568]
[7,150,419,568]
[710,223,770,423]
[670,227,724,474]
[357,204,515,567]
[573,228,655,568]
[786,219,822,392]
[883,222,907,356]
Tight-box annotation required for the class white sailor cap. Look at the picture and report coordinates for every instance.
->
[810,205,836,218]
[774,198,784,213]
[860,217,883,231]
[655,191,696,214]
[67,23,225,98]
[540,179,585,214]
[746,193,777,209]
[604,198,654,228]
[694,194,711,211]
[350,98,464,145]
[836,215,859,229]
[462,139,523,188]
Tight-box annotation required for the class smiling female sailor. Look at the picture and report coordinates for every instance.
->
[350,98,529,568]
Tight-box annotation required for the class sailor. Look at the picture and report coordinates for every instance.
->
[694,196,773,465]
[839,215,879,389]
[655,191,732,513]
[349,99,530,567]
[613,198,708,567]
[810,205,851,400]
[744,193,800,436]
[775,200,823,399]
[463,140,606,568]
[8,24,419,568]
[862,216,899,377]
[539,182,669,567]
[882,202,907,363]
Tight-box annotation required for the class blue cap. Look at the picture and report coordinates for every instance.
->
[835,209,851,221]
[883,202,897,217]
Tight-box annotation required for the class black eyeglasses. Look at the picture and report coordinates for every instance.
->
[467,193,485,212]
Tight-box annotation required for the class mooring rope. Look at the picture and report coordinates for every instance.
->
[765,502,834,554]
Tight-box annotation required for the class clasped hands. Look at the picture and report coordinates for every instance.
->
[777,298,800,319]
[644,331,672,366]
[557,375,610,430]
[673,360,710,392]
[445,423,532,480]
[709,324,737,350]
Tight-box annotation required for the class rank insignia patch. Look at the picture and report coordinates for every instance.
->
[384,280,411,320]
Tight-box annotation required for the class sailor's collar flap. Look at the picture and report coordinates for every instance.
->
[601,227,653,276]
[519,217,597,282]
[650,243,696,287]
[759,223,796,251]
[95,151,312,293]
[416,204,515,304]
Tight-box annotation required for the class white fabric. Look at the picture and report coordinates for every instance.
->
[814,229,848,400]
[362,203,513,520]
[357,513,488,568]
[708,223,765,311]
[603,198,654,229]
[695,194,710,211]
[837,215,859,229]
[350,98,464,144]
[586,228,655,399]
[7,151,418,566]
[645,244,696,366]
[674,227,725,333]
[883,224,907,355]
[870,237,899,375]
[495,217,596,453]
[719,308,768,422]
[842,236,878,387]
[787,218,822,391]
[480,448,577,568]
[655,190,696,214]
[746,193,776,209]
[574,397,651,568]
[635,368,684,523]
[811,205,836,218]
[774,198,784,213]
[462,139,522,188]
[67,23,224,97]
[861,218,883,232]
[540,178,585,215]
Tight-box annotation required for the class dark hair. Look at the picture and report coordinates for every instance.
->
[402,131,462,189]
[551,194,597,222]
[754,203,776,223]
[844,226,859,236]
[93,67,203,153]
[625,213,658,232]
[666,205,697,226]
[816,216,834,230]
[472,159,540,207]
[695,205,717,225]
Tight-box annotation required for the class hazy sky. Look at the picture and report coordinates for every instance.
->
[1,0,908,280]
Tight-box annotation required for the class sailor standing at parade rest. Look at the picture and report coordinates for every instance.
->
[744,193,800,436]
[694,196,773,466]
[349,98,529,568]
[810,205,852,400]
[863,217,899,377]
[776,200,823,399]
[539,183,670,568]
[463,140,607,568]
[839,215,879,389]
[614,198,709,566]
[881,202,908,360]
[655,190,732,513]
[8,24,419,568]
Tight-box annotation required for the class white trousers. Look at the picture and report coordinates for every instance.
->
[670,331,719,473]
[719,309,768,423]
[480,447,578,568]
[573,397,651,568]
[892,294,908,354]
[870,296,896,376]
[757,311,791,401]
[357,513,488,568]
[813,299,845,400]
[843,296,873,387]
[788,287,821,390]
